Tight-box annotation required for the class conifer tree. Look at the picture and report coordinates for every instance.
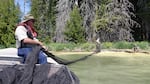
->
[93,0,140,42]
[64,6,85,43]
[31,0,57,42]
[0,0,20,47]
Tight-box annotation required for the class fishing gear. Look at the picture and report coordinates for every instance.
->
[42,49,99,65]
[42,39,101,65]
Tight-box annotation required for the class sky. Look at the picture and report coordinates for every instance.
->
[15,0,31,16]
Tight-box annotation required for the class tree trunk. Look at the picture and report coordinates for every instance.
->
[54,0,74,42]
[79,0,96,42]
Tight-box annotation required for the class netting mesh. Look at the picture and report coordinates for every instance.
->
[0,46,80,84]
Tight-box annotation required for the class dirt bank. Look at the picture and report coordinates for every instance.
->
[0,48,149,57]
[51,49,150,57]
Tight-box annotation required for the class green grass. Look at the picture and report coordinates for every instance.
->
[44,41,150,51]
[58,54,150,84]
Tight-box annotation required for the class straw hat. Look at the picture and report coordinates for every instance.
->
[21,14,35,23]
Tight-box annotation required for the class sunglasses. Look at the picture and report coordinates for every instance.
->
[29,19,35,23]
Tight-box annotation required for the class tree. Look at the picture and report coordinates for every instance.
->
[93,0,140,42]
[135,0,150,41]
[30,0,147,43]
[55,0,96,42]
[64,6,85,43]
[31,0,57,43]
[0,0,20,47]
[54,0,73,42]
[79,0,96,42]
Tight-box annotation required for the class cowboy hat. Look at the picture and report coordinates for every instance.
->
[21,14,35,23]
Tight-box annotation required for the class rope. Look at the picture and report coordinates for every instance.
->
[42,49,99,65]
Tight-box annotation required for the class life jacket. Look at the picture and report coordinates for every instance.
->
[17,23,38,48]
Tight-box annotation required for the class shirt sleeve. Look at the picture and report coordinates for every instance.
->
[15,26,28,41]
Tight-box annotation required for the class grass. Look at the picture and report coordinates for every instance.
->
[45,41,150,51]
[55,52,150,84]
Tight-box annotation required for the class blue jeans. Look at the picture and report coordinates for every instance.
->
[18,48,47,64]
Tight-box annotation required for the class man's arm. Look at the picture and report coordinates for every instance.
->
[23,38,43,46]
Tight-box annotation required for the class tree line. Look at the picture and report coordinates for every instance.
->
[31,0,150,42]
[0,0,20,47]
[0,0,149,47]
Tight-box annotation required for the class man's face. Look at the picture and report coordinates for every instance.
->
[27,19,35,26]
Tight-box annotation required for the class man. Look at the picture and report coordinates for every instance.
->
[15,14,48,64]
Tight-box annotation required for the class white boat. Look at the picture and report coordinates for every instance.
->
[0,48,58,67]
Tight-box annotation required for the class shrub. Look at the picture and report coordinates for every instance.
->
[102,42,113,49]
[134,41,149,49]
[80,43,95,51]
[113,41,133,49]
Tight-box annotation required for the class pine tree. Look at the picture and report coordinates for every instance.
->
[54,0,72,42]
[0,0,20,47]
[64,6,85,43]
[93,0,140,42]
[31,0,57,43]
[79,0,96,42]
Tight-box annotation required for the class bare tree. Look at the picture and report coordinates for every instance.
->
[79,0,96,42]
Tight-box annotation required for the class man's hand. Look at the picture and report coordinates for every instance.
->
[23,38,48,50]
[42,45,48,51]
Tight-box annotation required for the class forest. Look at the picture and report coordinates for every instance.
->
[0,0,150,47]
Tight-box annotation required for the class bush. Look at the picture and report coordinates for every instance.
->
[44,41,150,51]
[80,43,95,51]
[2,41,149,51]
[102,42,113,49]
[134,41,149,49]
[46,43,77,51]
[113,41,133,49]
